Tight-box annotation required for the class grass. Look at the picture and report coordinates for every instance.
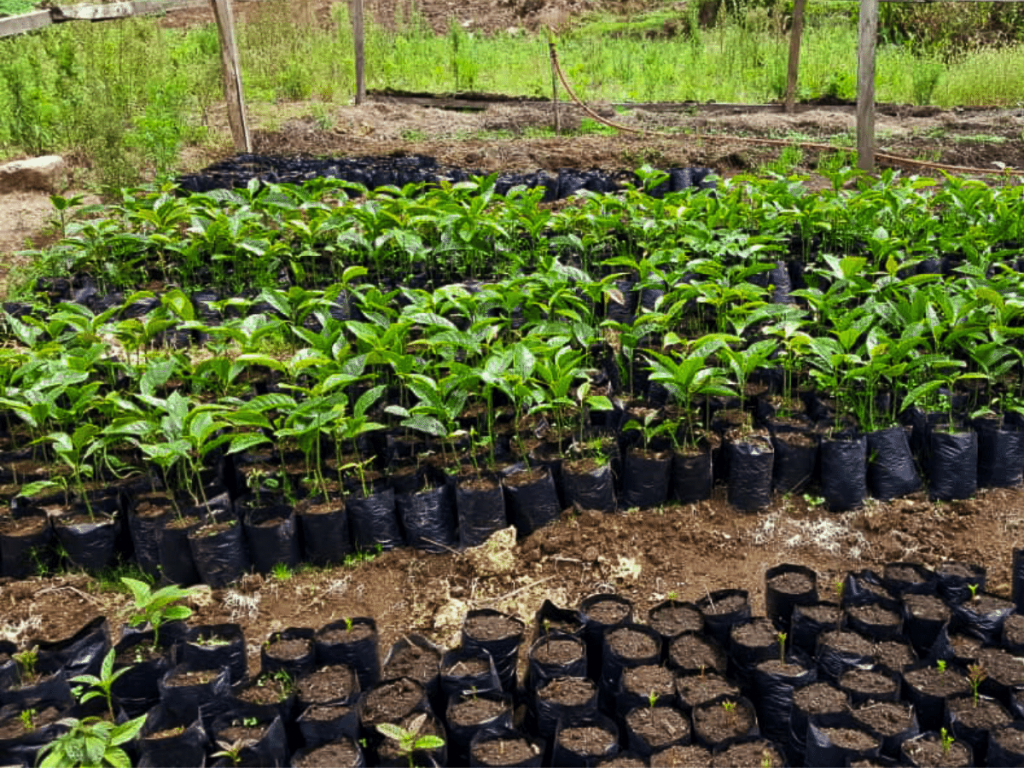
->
[0,0,35,15]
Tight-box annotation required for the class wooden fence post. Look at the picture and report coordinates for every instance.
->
[785,0,806,113]
[856,0,878,171]
[210,0,251,153]
[352,0,366,104]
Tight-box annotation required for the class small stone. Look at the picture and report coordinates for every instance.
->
[0,155,65,194]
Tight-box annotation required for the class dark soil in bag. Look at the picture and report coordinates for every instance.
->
[852,700,919,761]
[882,561,935,597]
[709,737,784,768]
[262,626,317,680]
[534,599,584,638]
[901,731,973,767]
[599,623,661,705]
[447,690,514,765]
[845,602,903,641]
[974,417,1024,487]
[674,672,739,715]
[697,589,751,647]
[440,646,502,700]
[668,634,728,678]
[534,675,599,739]
[987,722,1024,768]
[469,726,546,767]
[210,713,289,768]
[295,663,360,710]
[159,516,201,586]
[789,681,849,760]
[462,609,525,694]
[52,512,120,573]
[838,667,901,705]
[805,719,882,768]
[945,693,1012,765]
[647,600,704,646]
[624,704,691,756]
[177,623,248,685]
[157,664,231,722]
[902,663,972,732]
[551,712,620,767]
[764,563,818,633]
[790,601,842,655]
[295,702,361,751]
[290,737,366,768]
[314,617,381,692]
[691,694,758,750]
[136,706,207,768]
[618,663,677,713]
[526,633,587,693]
[126,498,172,578]
[951,591,1015,644]
[580,593,634,681]
[934,560,986,606]
[381,634,442,712]
[34,615,110,680]
[751,652,817,747]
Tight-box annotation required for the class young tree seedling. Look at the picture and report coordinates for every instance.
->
[213,737,255,767]
[777,631,788,664]
[19,708,36,733]
[937,659,948,674]
[376,713,446,768]
[37,712,146,768]
[648,690,659,709]
[13,646,38,682]
[940,727,954,755]
[71,647,134,719]
[122,576,200,649]
[967,663,987,707]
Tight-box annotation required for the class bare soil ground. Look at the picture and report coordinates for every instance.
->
[2,0,1024,660]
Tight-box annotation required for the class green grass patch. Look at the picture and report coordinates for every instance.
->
[0,0,37,16]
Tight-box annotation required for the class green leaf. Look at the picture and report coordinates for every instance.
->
[227,433,272,455]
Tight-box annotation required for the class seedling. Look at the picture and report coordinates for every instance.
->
[213,737,255,766]
[760,750,774,768]
[122,576,200,649]
[13,646,38,681]
[940,727,954,755]
[721,699,738,727]
[777,631,788,664]
[344,617,354,632]
[376,713,446,768]
[937,659,948,674]
[967,583,979,601]
[242,716,258,727]
[19,708,36,732]
[967,663,987,707]
[37,713,146,768]
[71,648,134,718]
[665,590,678,602]
[271,562,292,581]
[648,690,659,709]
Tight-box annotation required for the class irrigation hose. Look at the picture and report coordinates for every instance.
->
[548,42,1024,179]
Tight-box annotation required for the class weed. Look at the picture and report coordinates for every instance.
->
[271,562,293,582]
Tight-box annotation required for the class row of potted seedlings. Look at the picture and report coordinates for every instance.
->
[5,555,1024,766]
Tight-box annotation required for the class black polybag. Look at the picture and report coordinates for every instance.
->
[462,609,525,694]
[882,561,935,597]
[853,701,920,761]
[805,718,881,768]
[580,594,634,681]
[34,616,111,679]
[0,669,72,710]
[986,722,1024,768]
[314,617,381,692]
[243,504,301,574]
[210,712,288,768]
[526,633,587,694]
[623,703,692,757]
[395,482,458,553]
[599,623,661,702]
[751,650,817,746]
[111,632,173,716]
[469,725,546,767]
[770,432,818,494]
[456,478,507,548]
[158,519,201,586]
[295,702,361,750]
[844,603,904,641]
[934,561,986,606]
[52,514,120,573]
[535,599,584,638]
[188,521,250,589]
[815,630,875,684]
[820,435,867,511]
[381,634,441,713]
[502,466,561,537]
[534,676,599,740]
[726,437,774,511]
[787,601,840,656]
[928,430,978,501]
[866,426,922,500]
[347,486,403,552]
[764,563,819,632]
[671,448,713,503]
[838,667,901,705]
[177,623,248,686]
[0,701,71,767]
[945,693,1009,765]
[136,705,208,768]
[551,711,620,767]
[620,449,672,510]
[697,589,751,647]
[951,592,1015,644]
[126,505,169,578]
[446,690,514,766]
[297,496,353,565]
[842,569,899,610]
[290,736,367,768]
[440,646,502,701]
[647,599,704,647]
[262,627,317,680]
[0,515,53,579]
[157,664,231,722]
[562,460,617,513]
[975,420,1024,487]
[692,694,759,749]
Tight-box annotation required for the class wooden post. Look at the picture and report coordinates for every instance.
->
[549,40,561,134]
[856,0,878,171]
[785,0,806,113]
[210,0,251,153]
[352,0,366,104]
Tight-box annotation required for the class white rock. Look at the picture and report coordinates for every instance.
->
[0,155,65,195]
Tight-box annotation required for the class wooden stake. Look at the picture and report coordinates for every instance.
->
[548,40,561,134]
[210,0,251,153]
[785,0,806,113]
[352,0,366,104]
[856,0,878,171]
